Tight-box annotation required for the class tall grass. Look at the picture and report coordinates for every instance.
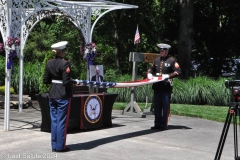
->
[172,77,231,106]
[11,62,42,96]
[108,75,232,106]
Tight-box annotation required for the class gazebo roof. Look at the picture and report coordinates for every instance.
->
[0,0,138,44]
[47,0,138,9]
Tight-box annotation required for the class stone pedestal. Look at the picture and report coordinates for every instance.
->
[0,94,32,109]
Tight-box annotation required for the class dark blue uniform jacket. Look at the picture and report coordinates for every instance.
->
[43,56,73,98]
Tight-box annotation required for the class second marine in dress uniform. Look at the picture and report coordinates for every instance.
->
[43,41,73,152]
[147,43,181,130]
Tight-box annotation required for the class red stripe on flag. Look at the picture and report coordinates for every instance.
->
[134,26,140,44]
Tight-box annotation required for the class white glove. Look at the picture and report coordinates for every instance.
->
[147,73,153,79]
[70,78,77,84]
[162,74,169,80]
[71,78,80,85]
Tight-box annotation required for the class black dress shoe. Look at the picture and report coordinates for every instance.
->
[159,127,167,131]
[53,147,70,152]
[151,126,160,130]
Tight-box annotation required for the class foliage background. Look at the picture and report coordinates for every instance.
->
[0,0,238,106]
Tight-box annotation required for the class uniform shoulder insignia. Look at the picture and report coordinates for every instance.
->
[175,62,180,68]
[66,67,71,73]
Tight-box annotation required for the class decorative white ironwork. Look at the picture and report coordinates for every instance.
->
[0,0,138,46]
[0,0,138,131]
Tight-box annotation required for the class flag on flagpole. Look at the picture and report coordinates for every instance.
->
[134,26,140,45]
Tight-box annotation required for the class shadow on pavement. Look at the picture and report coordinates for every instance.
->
[68,125,191,151]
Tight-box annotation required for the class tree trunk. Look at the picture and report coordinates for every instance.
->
[113,12,120,68]
[177,0,193,79]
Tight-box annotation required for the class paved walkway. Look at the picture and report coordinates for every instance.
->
[0,107,236,160]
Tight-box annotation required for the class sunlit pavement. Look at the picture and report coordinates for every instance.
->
[0,108,235,160]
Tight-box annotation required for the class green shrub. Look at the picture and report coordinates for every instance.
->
[11,61,42,96]
[0,55,6,85]
[104,68,122,82]
[0,86,15,94]
[171,77,231,106]
[108,76,231,106]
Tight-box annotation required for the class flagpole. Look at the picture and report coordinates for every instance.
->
[125,25,145,117]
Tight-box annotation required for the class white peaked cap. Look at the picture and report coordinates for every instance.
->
[157,43,171,50]
[51,41,68,50]
[95,66,100,70]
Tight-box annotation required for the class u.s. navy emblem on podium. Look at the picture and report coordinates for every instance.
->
[84,95,102,123]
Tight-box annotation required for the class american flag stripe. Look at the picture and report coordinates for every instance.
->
[134,26,140,45]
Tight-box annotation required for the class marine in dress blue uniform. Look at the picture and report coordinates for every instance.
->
[148,43,181,130]
[43,41,73,152]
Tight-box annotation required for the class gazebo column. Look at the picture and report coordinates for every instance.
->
[4,0,11,131]
[18,22,24,112]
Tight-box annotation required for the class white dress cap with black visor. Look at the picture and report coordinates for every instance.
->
[157,43,171,50]
[51,41,68,50]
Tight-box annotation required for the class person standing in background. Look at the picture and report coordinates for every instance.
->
[43,41,73,152]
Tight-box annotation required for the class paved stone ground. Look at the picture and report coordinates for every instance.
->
[0,105,237,160]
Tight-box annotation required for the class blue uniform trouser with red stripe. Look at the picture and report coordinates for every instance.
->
[49,98,71,150]
[153,90,171,128]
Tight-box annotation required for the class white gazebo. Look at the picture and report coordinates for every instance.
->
[0,0,138,131]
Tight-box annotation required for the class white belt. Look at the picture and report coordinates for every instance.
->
[52,80,63,84]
